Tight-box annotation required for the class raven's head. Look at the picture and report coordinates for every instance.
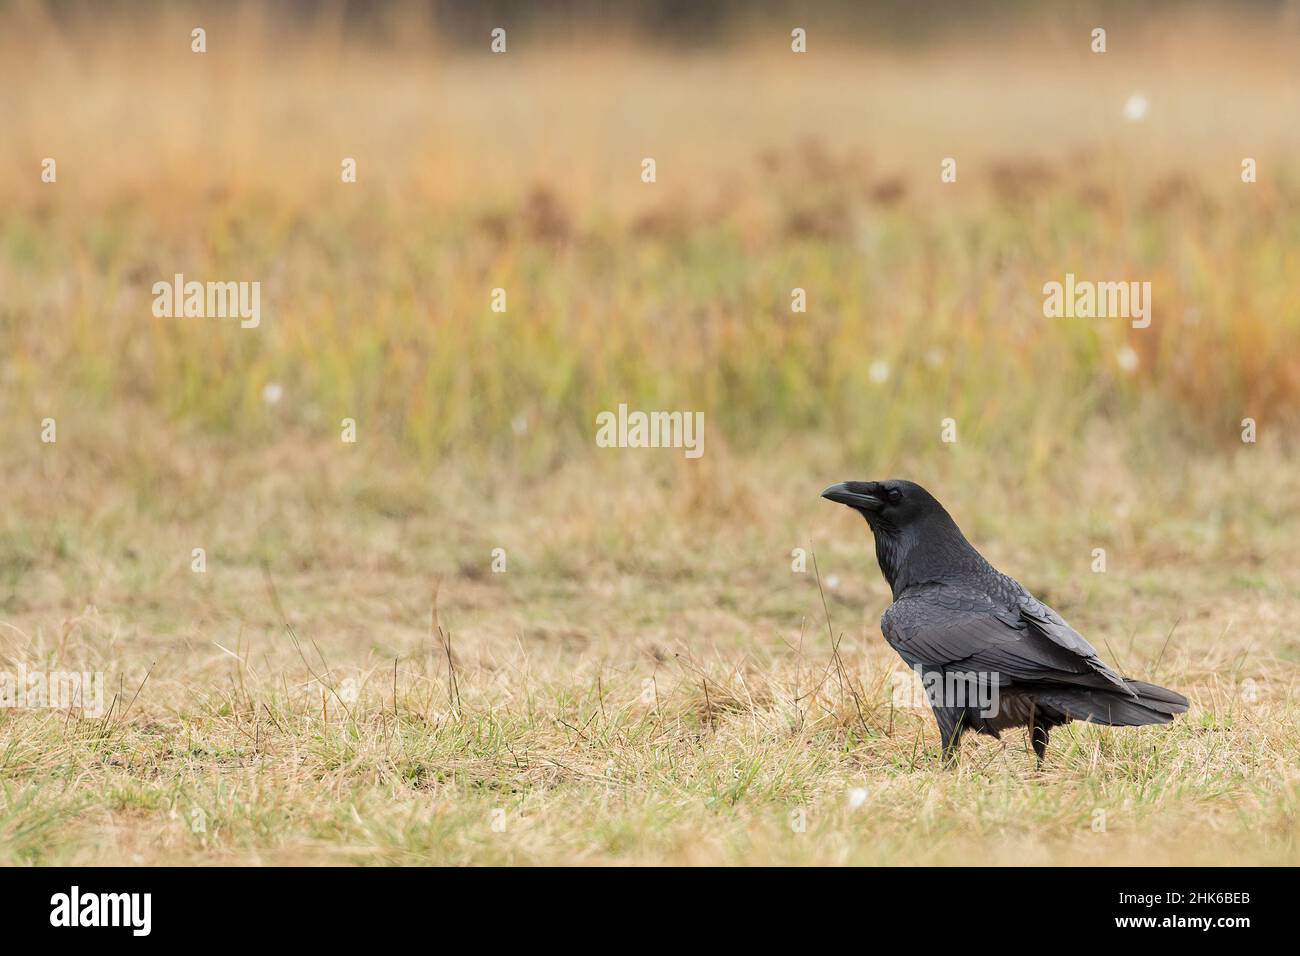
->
[820,479,941,531]
[820,480,975,594]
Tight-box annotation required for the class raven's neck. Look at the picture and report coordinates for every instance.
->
[868,511,990,600]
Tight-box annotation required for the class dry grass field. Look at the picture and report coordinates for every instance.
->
[1,3,1299,865]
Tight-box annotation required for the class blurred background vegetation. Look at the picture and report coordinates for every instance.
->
[1,0,1298,564]
[3,1,1297,469]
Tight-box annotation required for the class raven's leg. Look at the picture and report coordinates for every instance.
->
[1031,722,1049,766]
[1027,701,1050,768]
[931,707,966,768]
[941,724,963,768]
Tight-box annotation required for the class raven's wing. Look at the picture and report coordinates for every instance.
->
[881,584,1134,696]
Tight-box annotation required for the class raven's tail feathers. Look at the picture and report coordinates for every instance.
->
[1123,679,1189,716]
[1035,680,1188,727]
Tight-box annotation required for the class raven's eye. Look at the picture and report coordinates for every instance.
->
[887,489,903,504]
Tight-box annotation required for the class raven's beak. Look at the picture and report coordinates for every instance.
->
[821,482,883,511]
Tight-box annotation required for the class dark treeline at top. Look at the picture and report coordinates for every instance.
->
[37,0,1292,45]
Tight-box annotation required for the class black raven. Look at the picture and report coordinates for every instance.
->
[821,479,1188,766]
